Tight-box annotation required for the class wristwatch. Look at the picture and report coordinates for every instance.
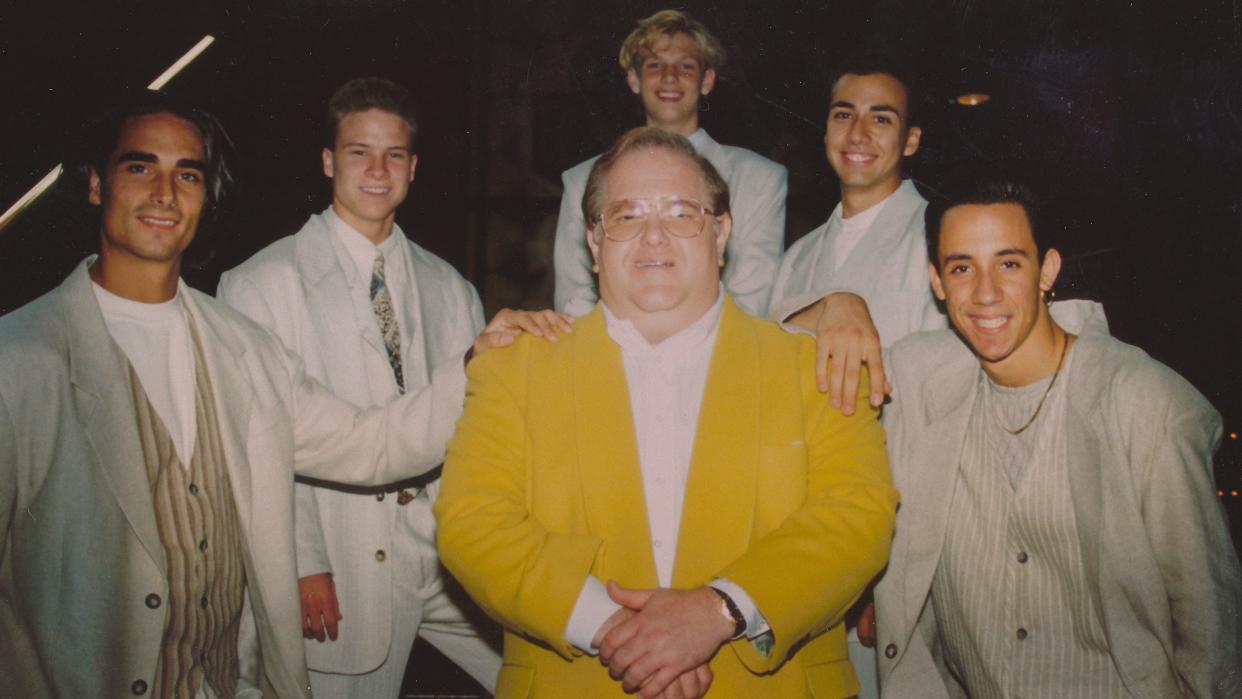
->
[709,587,747,640]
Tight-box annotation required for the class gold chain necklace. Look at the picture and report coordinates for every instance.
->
[999,333,1073,435]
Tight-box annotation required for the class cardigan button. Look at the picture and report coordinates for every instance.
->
[144,593,161,609]
[884,643,898,659]
[131,679,148,695]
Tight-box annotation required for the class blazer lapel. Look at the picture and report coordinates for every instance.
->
[673,300,758,587]
[394,229,430,389]
[691,130,730,180]
[63,263,167,574]
[899,361,977,630]
[572,309,659,587]
[297,211,384,399]
[181,291,254,532]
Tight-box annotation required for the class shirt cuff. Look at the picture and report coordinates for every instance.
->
[709,578,771,640]
[564,575,623,654]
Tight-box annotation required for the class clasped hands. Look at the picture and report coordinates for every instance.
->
[591,581,737,699]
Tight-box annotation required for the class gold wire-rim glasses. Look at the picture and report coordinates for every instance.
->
[594,196,717,242]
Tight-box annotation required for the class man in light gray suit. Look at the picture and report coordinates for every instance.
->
[219,77,514,697]
[771,63,944,349]
[876,167,1241,697]
[771,61,946,698]
[0,90,548,698]
[553,8,787,318]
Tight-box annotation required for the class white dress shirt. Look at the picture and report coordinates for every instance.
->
[93,280,196,466]
[331,212,409,351]
[564,290,768,651]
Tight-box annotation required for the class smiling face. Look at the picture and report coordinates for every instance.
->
[322,108,418,243]
[587,146,730,343]
[930,202,1063,385]
[90,112,207,272]
[626,32,716,136]
[825,73,921,214]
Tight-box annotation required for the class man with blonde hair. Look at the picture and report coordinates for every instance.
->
[554,9,787,318]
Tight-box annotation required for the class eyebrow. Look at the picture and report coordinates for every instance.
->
[341,141,410,151]
[829,100,901,116]
[942,248,1031,264]
[115,150,206,173]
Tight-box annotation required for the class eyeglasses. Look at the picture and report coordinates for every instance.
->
[594,196,716,242]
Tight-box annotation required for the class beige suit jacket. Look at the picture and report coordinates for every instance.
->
[0,259,456,697]
[875,302,1242,698]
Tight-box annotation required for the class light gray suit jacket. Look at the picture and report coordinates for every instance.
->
[769,180,945,347]
[0,260,460,697]
[218,209,485,673]
[553,129,787,317]
[875,302,1242,698]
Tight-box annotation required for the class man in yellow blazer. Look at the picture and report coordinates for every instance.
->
[436,126,897,698]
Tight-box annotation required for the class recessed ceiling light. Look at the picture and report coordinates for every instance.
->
[956,93,991,106]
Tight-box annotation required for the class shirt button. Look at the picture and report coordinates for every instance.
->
[653,540,663,549]
[131,679,148,695]
[199,539,208,552]
[375,549,387,562]
[884,643,898,659]
[200,597,208,609]
[188,483,199,495]
[1017,551,1029,564]
[1017,627,1028,640]
[376,492,385,502]
[145,593,161,609]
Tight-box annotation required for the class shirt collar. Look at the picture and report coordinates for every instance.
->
[328,206,403,283]
[830,179,903,230]
[91,277,185,324]
[602,286,724,359]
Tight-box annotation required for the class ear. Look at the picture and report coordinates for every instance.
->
[1038,248,1062,293]
[88,168,102,206]
[928,261,946,301]
[700,67,717,96]
[586,225,602,273]
[408,153,418,182]
[626,68,641,95]
[322,148,335,178]
[713,212,732,267]
[902,125,922,158]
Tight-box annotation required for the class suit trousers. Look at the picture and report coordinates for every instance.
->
[308,491,502,697]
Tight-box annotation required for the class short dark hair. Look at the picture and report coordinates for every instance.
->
[827,54,921,128]
[326,77,419,149]
[581,127,730,235]
[924,164,1048,269]
[80,89,235,214]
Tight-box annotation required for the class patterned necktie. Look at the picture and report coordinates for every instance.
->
[369,253,405,393]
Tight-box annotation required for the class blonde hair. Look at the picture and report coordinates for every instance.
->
[617,9,727,73]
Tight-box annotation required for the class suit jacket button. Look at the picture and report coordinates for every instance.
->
[375,549,387,562]
[145,593,161,609]
[376,492,385,501]
[884,643,898,659]
[131,679,148,695]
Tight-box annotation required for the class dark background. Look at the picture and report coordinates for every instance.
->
[2,1,1240,695]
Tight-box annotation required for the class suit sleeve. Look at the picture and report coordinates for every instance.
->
[217,271,334,578]
[0,385,46,694]
[434,341,603,660]
[721,345,898,672]
[722,162,786,317]
[552,168,599,317]
[1137,389,1242,697]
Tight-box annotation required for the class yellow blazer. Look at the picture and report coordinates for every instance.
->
[435,297,896,697]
